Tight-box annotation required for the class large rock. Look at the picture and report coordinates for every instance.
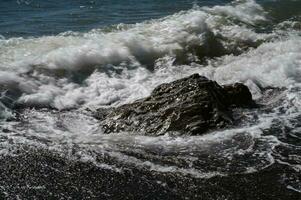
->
[94,74,253,135]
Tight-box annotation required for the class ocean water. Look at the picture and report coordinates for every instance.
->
[0,0,301,199]
[0,0,232,37]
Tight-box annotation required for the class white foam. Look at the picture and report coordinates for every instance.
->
[210,37,301,87]
[203,0,267,25]
[0,0,269,109]
[0,1,300,184]
[195,35,301,109]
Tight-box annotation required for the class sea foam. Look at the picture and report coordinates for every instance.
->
[0,0,270,110]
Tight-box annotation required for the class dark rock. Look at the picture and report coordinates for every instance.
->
[95,74,254,136]
[223,83,254,107]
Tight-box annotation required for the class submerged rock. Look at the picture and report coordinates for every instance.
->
[95,74,254,135]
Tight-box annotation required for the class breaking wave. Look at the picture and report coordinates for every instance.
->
[0,0,271,111]
[0,0,301,198]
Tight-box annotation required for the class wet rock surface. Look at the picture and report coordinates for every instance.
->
[95,74,254,135]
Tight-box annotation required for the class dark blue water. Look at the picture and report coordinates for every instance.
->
[0,0,232,37]
[2,0,300,38]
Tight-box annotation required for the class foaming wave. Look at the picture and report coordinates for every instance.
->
[0,0,270,110]
[0,106,279,178]
[202,35,301,98]
[203,0,267,25]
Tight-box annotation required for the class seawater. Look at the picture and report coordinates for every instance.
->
[0,0,231,37]
[0,0,301,199]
